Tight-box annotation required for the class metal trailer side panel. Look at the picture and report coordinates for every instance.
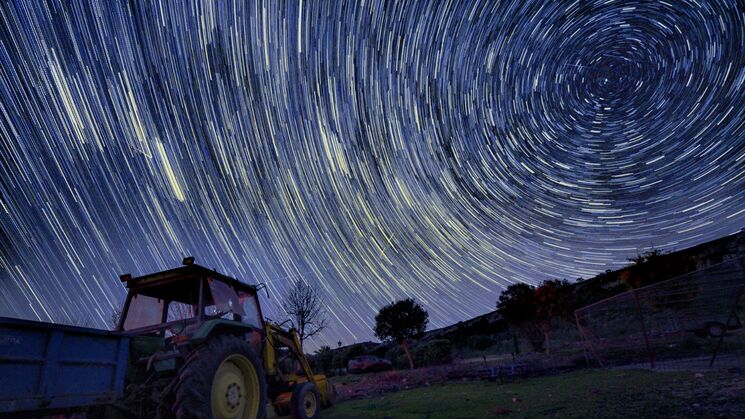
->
[0,317,129,414]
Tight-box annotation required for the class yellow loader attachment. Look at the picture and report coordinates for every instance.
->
[263,323,335,418]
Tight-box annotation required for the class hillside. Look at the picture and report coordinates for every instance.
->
[311,229,745,367]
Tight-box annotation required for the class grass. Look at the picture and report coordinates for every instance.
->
[328,373,367,385]
[322,368,744,418]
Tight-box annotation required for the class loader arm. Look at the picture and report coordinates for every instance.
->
[262,321,333,416]
[263,322,317,386]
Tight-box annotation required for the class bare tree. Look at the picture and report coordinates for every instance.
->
[282,278,329,349]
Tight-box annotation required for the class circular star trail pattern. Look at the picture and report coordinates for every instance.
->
[0,0,743,347]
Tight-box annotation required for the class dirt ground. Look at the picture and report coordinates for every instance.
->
[329,354,565,402]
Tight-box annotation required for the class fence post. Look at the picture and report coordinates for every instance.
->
[574,310,591,368]
[632,289,655,369]
[710,257,745,368]
[575,309,603,367]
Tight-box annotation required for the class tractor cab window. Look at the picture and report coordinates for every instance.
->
[121,276,201,332]
[237,289,262,328]
[123,294,164,330]
[204,278,246,321]
[167,301,197,322]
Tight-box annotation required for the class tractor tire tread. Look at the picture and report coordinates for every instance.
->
[172,335,267,419]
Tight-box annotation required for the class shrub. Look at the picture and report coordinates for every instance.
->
[394,354,410,369]
[414,339,453,367]
[467,335,494,350]
[313,346,333,373]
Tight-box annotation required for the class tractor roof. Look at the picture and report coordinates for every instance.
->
[122,263,257,292]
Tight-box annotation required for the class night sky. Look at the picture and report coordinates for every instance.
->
[0,1,743,348]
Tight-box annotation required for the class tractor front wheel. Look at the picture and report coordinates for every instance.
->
[173,335,267,419]
[290,382,321,419]
[324,381,338,407]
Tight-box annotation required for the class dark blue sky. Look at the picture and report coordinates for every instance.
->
[0,0,743,347]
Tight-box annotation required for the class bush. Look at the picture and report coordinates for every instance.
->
[467,335,494,350]
[347,344,366,359]
[371,343,390,358]
[312,346,333,373]
[331,351,345,371]
[384,344,402,360]
[394,354,410,369]
[414,339,453,367]
[383,345,408,369]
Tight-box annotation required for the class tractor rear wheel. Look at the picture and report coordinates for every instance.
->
[290,382,321,419]
[173,335,267,419]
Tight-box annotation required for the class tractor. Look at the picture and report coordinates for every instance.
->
[0,257,335,418]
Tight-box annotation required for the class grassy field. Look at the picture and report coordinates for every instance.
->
[322,368,745,418]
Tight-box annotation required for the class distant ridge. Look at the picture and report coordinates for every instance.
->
[424,228,745,340]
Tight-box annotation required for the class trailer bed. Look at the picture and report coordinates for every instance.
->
[0,317,129,414]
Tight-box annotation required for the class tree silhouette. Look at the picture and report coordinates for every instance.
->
[621,249,697,289]
[374,298,428,369]
[497,281,575,353]
[496,283,537,325]
[282,278,329,349]
[496,283,542,351]
[534,279,574,354]
[313,345,334,373]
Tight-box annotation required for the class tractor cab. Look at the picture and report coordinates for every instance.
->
[117,258,265,342]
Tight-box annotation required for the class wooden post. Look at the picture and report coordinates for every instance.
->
[632,289,655,369]
[575,309,603,368]
[709,257,745,368]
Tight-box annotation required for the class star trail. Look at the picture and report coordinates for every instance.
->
[0,0,743,347]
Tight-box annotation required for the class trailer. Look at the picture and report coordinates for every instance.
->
[0,317,129,415]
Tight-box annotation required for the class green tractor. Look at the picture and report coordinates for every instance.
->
[113,257,335,418]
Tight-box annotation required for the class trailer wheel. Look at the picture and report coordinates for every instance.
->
[290,382,320,419]
[173,335,267,419]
